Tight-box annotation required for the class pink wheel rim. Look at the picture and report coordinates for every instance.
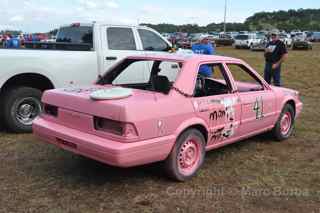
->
[178,139,201,176]
[280,112,292,135]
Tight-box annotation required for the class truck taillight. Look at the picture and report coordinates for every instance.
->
[71,23,80,27]
[94,117,138,139]
[44,104,58,117]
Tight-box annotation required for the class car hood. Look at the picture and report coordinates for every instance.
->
[42,85,157,121]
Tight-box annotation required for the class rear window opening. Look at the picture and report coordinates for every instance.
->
[98,59,183,95]
[56,26,93,47]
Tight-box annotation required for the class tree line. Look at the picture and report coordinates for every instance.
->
[141,8,320,33]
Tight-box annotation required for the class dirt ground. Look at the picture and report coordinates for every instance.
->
[1,45,320,213]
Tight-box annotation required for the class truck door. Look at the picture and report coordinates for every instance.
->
[101,26,147,81]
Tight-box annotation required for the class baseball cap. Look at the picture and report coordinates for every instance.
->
[270,29,280,36]
[199,34,209,40]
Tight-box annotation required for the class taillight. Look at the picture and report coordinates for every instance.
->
[94,117,138,139]
[71,23,80,27]
[44,104,58,117]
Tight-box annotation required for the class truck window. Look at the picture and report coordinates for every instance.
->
[138,29,169,51]
[56,26,93,46]
[107,27,136,50]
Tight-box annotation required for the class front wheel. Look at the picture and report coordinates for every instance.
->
[164,129,206,181]
[272,104,295,141]
[2,87,42,133]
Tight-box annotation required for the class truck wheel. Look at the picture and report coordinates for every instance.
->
[2,87,42,133]
[272,104,295,141]
[164,129,206,181]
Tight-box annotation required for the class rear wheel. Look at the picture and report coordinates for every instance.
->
[164,129,206,181]
[2,87,42,133]
[272,104,295,141]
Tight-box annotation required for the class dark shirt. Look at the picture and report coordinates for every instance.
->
[265,40,288,63]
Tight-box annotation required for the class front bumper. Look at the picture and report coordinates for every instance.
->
[33,117,175,168]
[296,102,303,119]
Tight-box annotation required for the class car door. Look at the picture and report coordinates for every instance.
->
[192,63,241,146]
[225,63,276,136]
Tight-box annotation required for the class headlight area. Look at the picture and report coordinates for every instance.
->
[94,117,139,140]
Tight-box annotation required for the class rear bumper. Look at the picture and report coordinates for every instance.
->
[33,117,175,167]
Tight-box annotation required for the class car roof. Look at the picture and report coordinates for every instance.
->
[127,53,241,63]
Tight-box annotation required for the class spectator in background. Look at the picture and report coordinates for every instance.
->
[6,35,20,48]
[4,34,11,48]
[192,35,215,77]
[264,29,288,86]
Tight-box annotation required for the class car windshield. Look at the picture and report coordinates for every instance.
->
[98,59,183,94]
[235,35,249,40]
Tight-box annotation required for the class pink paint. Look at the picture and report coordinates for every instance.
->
[33,54,303,168]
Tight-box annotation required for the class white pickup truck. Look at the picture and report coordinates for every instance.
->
[0,23,173,132]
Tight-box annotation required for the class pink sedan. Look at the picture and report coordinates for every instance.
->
[33,54,303,181]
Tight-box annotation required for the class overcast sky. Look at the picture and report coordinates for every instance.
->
[1,0,319,32]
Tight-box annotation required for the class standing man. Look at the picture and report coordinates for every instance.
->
[192,35,215,77]
[264,29,288,86]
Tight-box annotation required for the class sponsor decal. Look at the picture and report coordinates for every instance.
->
[253,97,264,120]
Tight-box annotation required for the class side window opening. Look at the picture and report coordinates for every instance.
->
[107,27,136,50]
[194,63,232,97]
[226,64,264,93]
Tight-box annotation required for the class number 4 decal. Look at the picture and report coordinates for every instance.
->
[253,97,264,120]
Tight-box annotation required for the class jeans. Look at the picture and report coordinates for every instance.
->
[264,62,282,86]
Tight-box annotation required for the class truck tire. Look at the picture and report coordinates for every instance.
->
[2,87,42,133]
[164,129,206,181]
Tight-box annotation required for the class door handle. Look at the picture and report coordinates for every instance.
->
[106,56,117,60]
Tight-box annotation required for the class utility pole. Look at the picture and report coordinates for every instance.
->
[223,0,227,34]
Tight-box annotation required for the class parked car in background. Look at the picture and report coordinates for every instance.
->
[292,40,312,50]
[33,53,303,181]
[215,34,234,46]
[250,37,268,51]
[279,33,293,48]
[234,34,261,49]
[310,32,320,42]
[208,32,220,39]
[0,22,172,133]
[291,32,307,41]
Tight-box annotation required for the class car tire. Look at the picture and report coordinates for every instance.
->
[164,129,206,181]
[272,104,295,141]
[2,87,42,133]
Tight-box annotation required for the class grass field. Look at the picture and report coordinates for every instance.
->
[1,45,320,213]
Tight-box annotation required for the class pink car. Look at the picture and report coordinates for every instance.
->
[33,54,303,181]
